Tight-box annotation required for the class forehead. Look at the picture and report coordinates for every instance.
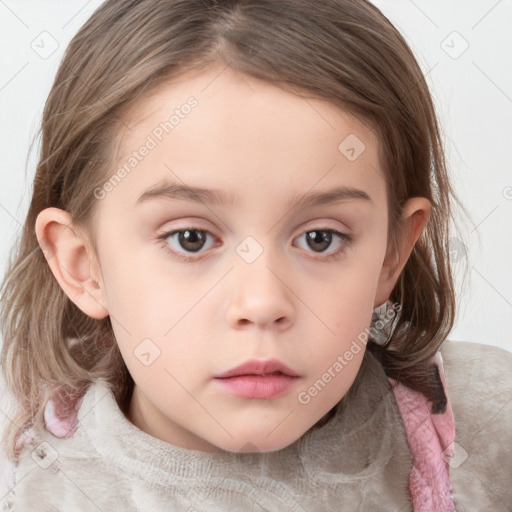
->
[105,65,386,212]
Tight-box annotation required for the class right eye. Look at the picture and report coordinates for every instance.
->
[158,228,217,261]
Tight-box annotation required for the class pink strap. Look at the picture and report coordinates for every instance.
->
[389,351,457,511]
[43,394,83,438]
[14,394,82,455]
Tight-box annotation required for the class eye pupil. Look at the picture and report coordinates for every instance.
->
[307,230,332,252]
[179,230,206,252]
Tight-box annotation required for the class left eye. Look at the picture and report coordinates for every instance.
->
[294,229,349,255]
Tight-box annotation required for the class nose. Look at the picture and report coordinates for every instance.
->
[226,255,295,331]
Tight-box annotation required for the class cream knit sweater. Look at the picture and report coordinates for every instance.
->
[3,341,512,511]
[3,350,414,511]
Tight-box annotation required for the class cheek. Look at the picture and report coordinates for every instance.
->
[100,250,216,368]
[318,250,383,309]
[97,235,171,318]
[310,256,384,352]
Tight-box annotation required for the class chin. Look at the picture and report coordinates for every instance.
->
[213,431,301,454]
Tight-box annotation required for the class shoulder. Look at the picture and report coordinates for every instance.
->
[440,340,512,416]
[4,381,136,511]
[440,338,512,368]
[440,340,512,510]
[440,340,512,439]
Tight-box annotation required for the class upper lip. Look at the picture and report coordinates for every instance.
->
[214,358,300,378]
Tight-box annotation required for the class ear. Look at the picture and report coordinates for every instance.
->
[374,197,432,307]
[35,207,109,319]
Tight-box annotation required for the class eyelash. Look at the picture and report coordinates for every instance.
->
[157,227,352,262]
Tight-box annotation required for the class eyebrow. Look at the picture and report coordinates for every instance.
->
[136,180,373,210]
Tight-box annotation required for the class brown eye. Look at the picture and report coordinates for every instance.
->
[161,228,216,259]
[176,229,207,252]
[305,230,332,252]
[294,228,351,260]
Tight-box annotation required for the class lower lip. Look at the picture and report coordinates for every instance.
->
[214,374,299,399]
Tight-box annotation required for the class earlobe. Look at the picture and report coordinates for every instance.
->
[35,207,109,320]
[374,197,431,307]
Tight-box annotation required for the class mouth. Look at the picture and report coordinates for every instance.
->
[214,374,299,399]
[219,371,287,377]
[214,358,300,379]
[214,371,300,400]
[213,358,301,399]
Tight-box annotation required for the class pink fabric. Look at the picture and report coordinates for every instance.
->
[43,395,83,439]
[14,394,83,454]
[389,351,457,511]
[40,352,457,511]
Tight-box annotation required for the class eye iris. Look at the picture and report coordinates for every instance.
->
[306,230,331,252]
[179,230,206,252]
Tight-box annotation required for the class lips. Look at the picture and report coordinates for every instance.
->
[213,358,300,399]
[214,374,299,399]
[214,358,300,379]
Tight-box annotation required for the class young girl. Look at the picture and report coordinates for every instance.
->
[1,0,511,510]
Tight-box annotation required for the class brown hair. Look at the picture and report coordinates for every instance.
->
[1,0,471,461]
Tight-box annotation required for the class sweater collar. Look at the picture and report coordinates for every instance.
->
[75,349,413,502]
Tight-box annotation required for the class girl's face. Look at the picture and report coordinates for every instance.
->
[54,65,427,453]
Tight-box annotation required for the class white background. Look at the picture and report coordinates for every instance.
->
[0,0,511,353]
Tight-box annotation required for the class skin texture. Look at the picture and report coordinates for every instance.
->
[35,64,431,454]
